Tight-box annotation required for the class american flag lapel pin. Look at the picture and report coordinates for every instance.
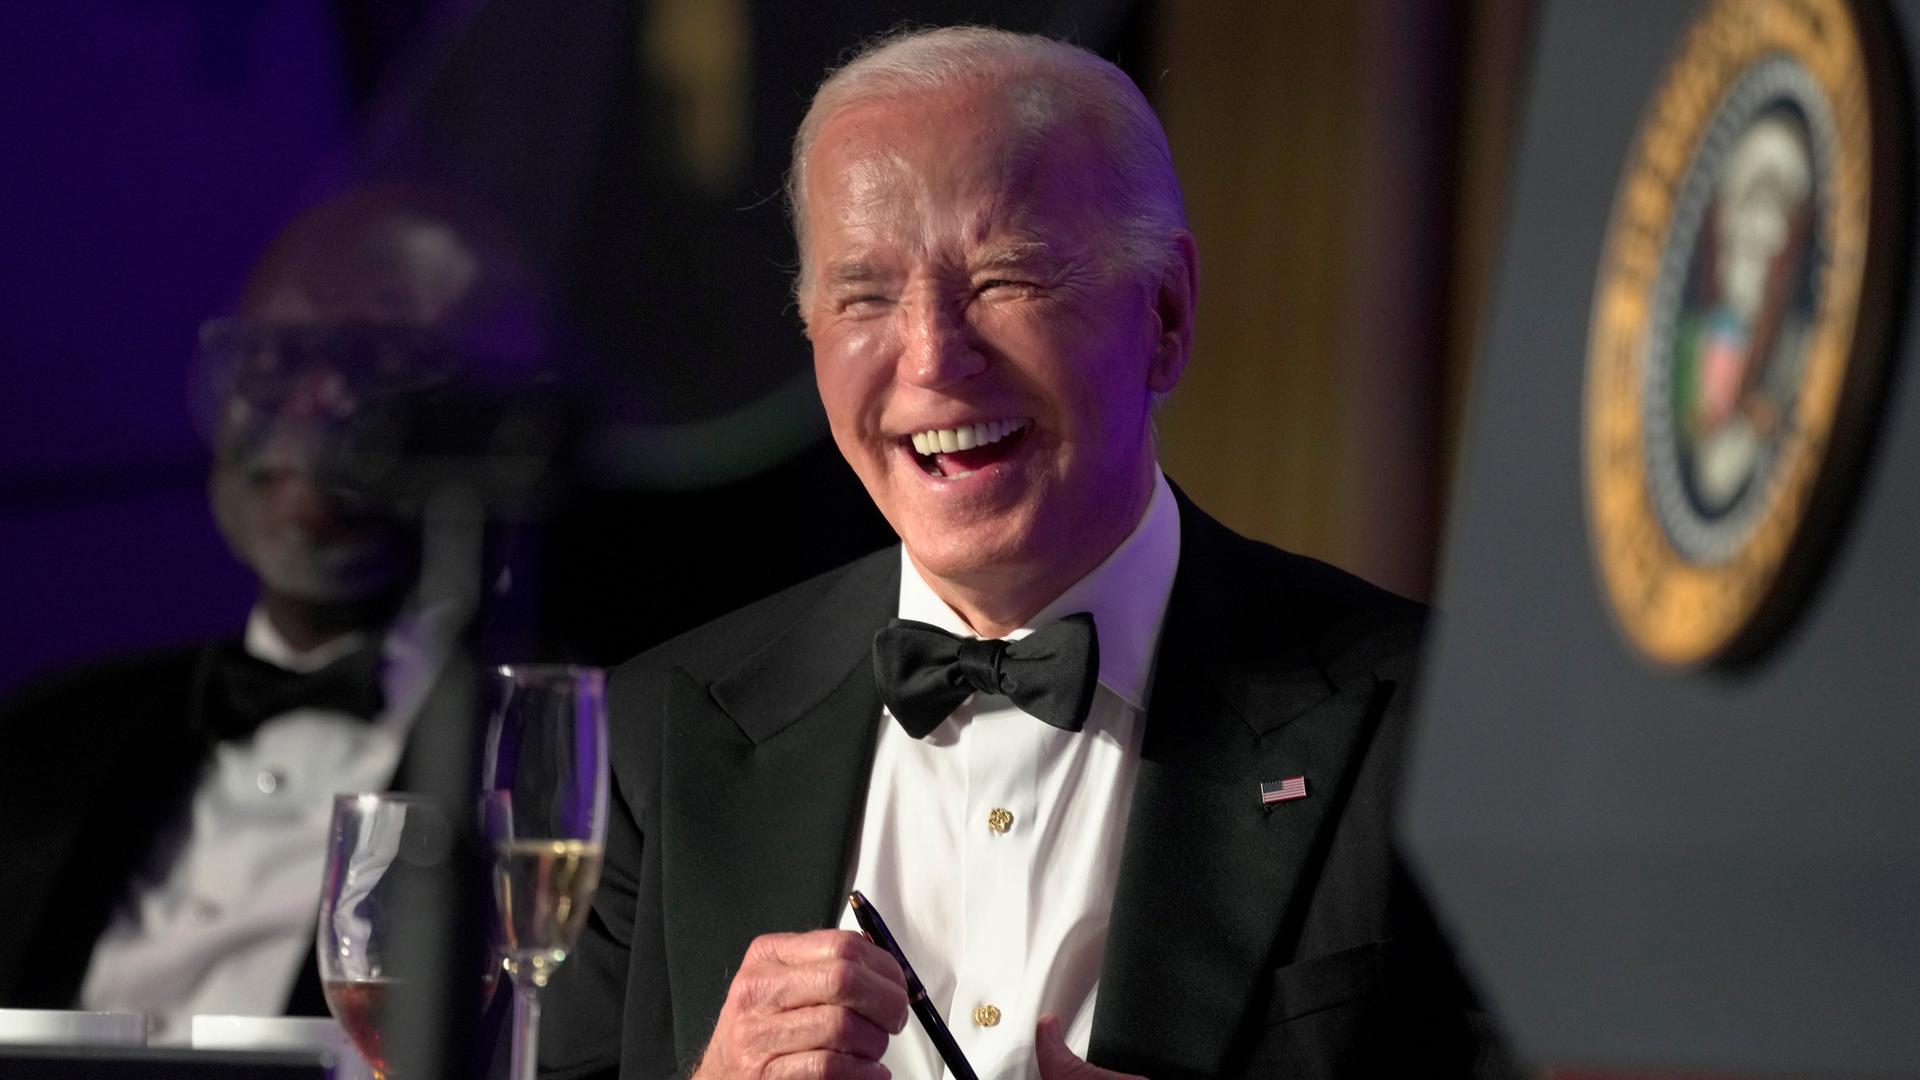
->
[1260,776,1307,808]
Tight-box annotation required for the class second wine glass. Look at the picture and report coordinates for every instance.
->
[482,664,609,1080]
[317,792,450,1080]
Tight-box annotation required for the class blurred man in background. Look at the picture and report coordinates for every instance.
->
[0,185,547,1042]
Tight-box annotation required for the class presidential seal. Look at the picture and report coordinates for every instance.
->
[1585,0,1907,668]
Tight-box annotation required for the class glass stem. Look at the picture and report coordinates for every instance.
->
[510,976,542,1080]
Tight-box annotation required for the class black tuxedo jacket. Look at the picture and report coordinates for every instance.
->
[0,636,451,1016]
[541,494,1498,1078]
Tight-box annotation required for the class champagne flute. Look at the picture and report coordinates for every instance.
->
[316,793,454,1080]
[483,665,609,1080]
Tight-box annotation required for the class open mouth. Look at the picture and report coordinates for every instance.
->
[906,418,1030,479]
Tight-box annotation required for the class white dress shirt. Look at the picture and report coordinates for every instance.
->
[837,471,1181,1080]
[78,601,459,1043]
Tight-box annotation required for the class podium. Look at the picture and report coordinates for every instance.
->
[1402,0,1920,1076]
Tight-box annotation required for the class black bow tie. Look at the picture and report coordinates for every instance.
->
[203,640,386,742]
[871,613,1100,738]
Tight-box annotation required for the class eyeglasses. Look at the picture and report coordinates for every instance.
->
[194,317,465,406]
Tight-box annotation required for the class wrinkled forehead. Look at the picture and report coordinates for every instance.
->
[804,87,1108,256]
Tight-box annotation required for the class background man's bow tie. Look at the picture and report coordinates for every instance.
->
[871,613,1099,738]
[204,641,386,741]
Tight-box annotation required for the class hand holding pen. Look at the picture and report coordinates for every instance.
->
[847,891,978,1080]
[847,892,1143,1080]
[690,928,907,1080]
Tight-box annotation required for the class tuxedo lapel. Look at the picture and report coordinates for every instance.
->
[657,553,898,1053]
[1089,502,1395,1078]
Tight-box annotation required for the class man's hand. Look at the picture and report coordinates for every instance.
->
[692,930,910,1080]
[1034,1014,1147,1080]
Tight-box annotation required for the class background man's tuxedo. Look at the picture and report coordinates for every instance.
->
[0,640,447,1015]
[543,490,1499,1079]
[1,644,212,1009]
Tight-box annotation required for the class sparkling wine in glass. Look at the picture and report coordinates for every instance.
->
[483,665,609,1080]
[317,793,453,1080]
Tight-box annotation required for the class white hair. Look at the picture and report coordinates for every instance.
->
[786,25,1187,305]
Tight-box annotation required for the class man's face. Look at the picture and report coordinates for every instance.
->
[803,86,1188,610]
[206,314,419,604]
[206,216,477,603]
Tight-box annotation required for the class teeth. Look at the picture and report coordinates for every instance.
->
[909,418,1027,457]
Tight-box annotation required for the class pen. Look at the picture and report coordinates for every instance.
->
[847,890,980,1080]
